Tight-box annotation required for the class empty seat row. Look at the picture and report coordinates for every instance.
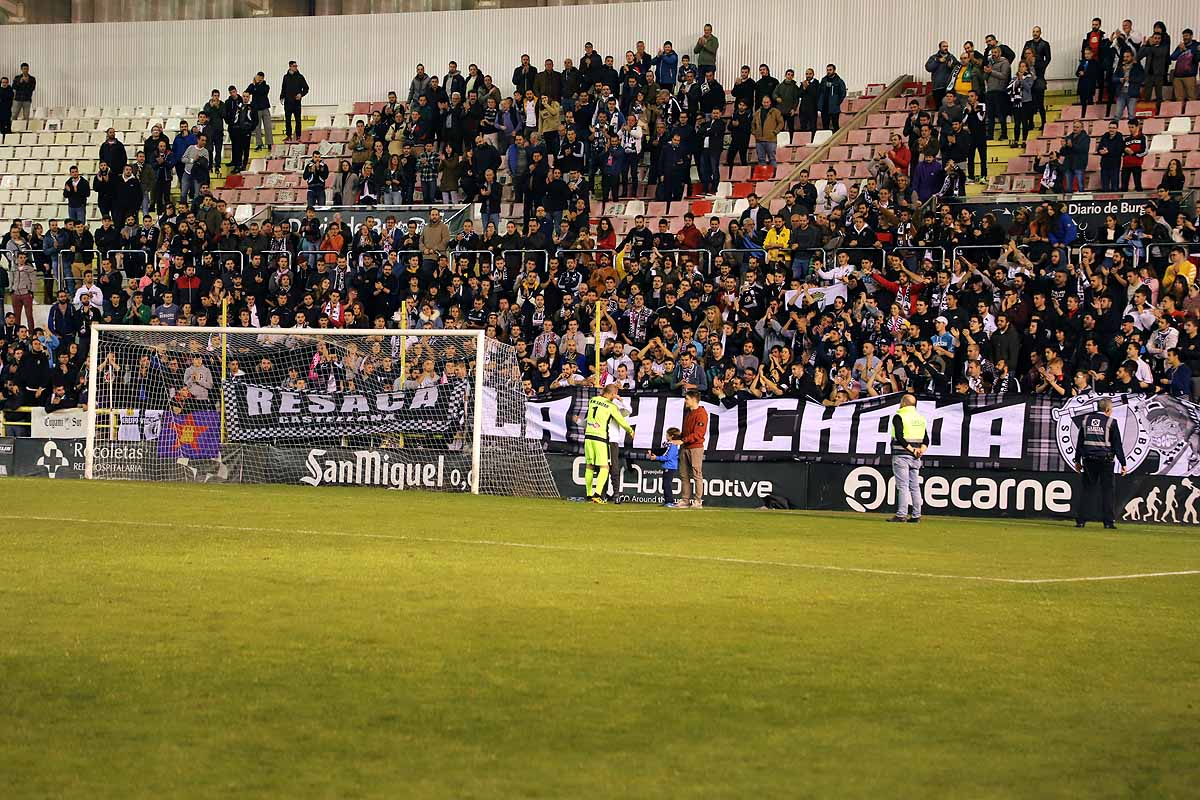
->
[32,105,198,120]
[0,159,100,175]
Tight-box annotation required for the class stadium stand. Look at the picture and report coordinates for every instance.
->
[3,14,1200,429]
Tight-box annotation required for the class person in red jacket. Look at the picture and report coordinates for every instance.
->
[874,263,926,317]
[678,389,709,508]
[1121,118,1147,191]
[675,212,703,251]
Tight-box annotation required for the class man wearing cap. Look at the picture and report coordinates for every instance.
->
[1073,397,1127,528]
[888,393,928,523]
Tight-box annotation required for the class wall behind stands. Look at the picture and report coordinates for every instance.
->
[0,0,1194,109]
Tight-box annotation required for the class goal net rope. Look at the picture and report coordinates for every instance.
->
[84,325,558,497]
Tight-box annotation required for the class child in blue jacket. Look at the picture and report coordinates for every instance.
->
[647,427,683,507]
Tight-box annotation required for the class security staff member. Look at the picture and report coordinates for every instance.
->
[1074,397,1127,529]
[888,393,929,523]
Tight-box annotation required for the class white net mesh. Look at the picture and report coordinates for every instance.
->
[86,326,558,497]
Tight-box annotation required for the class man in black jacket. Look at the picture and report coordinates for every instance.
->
[202,89,226,174]
[512,55,538,96]
[697,108,725,194]
[754,65,779,108]
[98,128,127,174]
[697,72,726,116]
[12,63,34,120]
[245,71,273,151]
[114,164,143,229]
[303,152,329,207]
[228,90,257,173]
[280,61,309,142]
[63,166,91,224]
[579,43,603,89]
[0,77,12,141]
[796,68,820,134]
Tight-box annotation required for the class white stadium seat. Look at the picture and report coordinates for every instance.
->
[1148,134,1174,153]
[1167,117,1192,134]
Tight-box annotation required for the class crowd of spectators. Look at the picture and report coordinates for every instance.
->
[4,16,1200,423]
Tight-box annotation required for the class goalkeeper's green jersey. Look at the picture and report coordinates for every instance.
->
[585,395,632,441]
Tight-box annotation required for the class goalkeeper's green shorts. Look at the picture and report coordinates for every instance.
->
[585,439,609,468]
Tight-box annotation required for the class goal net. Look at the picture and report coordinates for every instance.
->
[84,325,558,497]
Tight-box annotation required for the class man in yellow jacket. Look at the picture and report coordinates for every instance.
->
[762,215,791,266]
[1163,245,1196,290]
[751,95,785,174]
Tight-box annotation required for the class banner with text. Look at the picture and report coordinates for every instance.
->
[222,379,468,440]
[522,390,1200,476]
[29,408,87,439]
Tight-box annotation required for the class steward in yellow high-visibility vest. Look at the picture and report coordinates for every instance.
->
[887,394,929,523]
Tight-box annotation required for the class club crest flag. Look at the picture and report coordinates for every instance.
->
[157,411,221,459]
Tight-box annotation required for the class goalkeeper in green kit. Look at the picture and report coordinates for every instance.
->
[584,384,635,503]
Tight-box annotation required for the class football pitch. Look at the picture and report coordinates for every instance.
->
[2,479,1198,798]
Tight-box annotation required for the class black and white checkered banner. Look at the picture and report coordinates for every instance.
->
[223,379,468,440]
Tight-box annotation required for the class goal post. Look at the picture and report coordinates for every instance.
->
[83,324,558,498]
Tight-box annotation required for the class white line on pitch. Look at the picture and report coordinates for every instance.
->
[3,514,1198,586]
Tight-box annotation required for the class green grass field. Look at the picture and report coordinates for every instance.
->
[2,479,1198,798]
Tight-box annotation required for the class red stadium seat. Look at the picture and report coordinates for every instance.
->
[646,201,669,217]
[730,182,754,198]
[1142,117,1167,134]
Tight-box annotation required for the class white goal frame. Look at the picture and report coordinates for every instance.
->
[84,324,488,493]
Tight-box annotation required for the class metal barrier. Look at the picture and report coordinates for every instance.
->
[356,249,391,273]
[951,244,1028,269]
[1143,239,1200,266]
[447,248,497,277]
[829,247,886,268]
[899,246,945,269]
[503,248,549,271]
[557,248,616,267]
[0,407,32,437]
[776,246,828,280]
[211,249,247,272]
[656,249,713,275]
[719,248,767,275]
[56,249,101,292]
[3,248,53,296]
[295,248,340,271]
[1073,242,1141,270]
[260,250,295,271]
[103,248,150,277]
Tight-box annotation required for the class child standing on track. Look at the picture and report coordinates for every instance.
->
[648,428,682,508]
